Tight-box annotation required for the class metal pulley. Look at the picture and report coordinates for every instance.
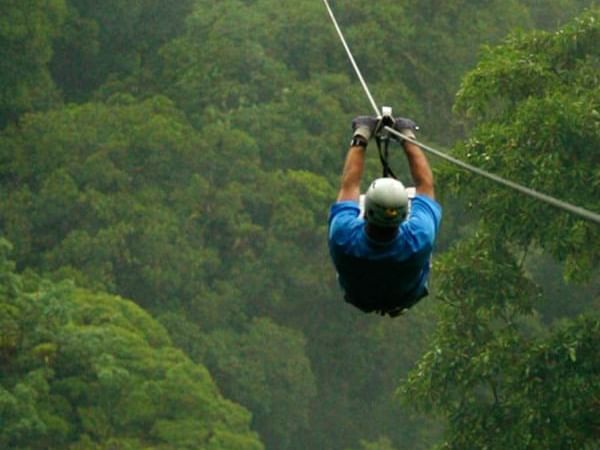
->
[374,106,397,179]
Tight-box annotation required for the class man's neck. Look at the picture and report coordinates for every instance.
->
[365,223,398,243]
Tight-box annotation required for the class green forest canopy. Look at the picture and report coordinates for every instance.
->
[0,1,598,449]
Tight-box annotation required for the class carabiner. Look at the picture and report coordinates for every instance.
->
[374,106,395,140]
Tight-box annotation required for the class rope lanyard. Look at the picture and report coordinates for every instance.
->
[321,0,600,225]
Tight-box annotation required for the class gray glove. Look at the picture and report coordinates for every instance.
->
[392,117,419,140]
[351,116,378,141]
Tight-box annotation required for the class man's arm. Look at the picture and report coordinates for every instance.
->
[393,118,435,199]
[336,116,377,202]
[403,140,434,199]
[337,145,366,202]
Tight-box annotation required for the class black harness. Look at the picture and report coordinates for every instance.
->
[374,111,399,179]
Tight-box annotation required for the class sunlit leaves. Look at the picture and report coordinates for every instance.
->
[0,249,263,449]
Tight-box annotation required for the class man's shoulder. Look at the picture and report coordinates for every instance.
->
[410,195,442,224]
[413,194,442,211]
[329,200,361,225]
[328,201,364,248]
[330,200,360,215]
[399,195,442,253]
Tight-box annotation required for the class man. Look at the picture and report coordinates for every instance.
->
[328,115,442,317]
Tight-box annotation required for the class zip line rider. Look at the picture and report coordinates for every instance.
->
[328,115,442,317]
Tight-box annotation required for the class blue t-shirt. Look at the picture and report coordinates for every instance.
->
[328,195,442,312]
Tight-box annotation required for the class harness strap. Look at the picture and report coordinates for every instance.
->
[375,135,397,179]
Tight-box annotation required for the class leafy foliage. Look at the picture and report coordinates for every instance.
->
[50,0,195,102]
[0,238,263,449]
[0,94,326,447]
[1,1,599,449]
[0,0,67,126]
[403,10,600,450]
[453,9,600,280]
[203,318,316,450]
[403,232,599,449]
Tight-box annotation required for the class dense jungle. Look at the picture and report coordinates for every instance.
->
[0,1,598,449]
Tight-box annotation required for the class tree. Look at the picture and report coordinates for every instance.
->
[402,234,599,449]
[0,95,216,308]
[0,238,264,449]
[319,0,535,143]
[202,318,317,450]
[452,8,600,280]
[0,0,67,127]
[158,0,290,121]
[523,0,595,29]
[402,10,600,449]
[0,94,329,447]
[50,0,195,102]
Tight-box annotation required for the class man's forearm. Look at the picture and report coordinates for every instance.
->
[403,141,434,198]
[337,146,366,202]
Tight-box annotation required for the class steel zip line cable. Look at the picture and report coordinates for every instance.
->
[321,0,380,116]
[321,0,600,225]
[385,128,600,224]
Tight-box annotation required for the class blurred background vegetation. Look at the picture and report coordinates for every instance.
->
[0,1,598,449]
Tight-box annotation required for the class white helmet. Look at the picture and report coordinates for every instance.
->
[364,178,409,227]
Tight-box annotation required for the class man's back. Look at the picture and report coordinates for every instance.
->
[328,195,442,313]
